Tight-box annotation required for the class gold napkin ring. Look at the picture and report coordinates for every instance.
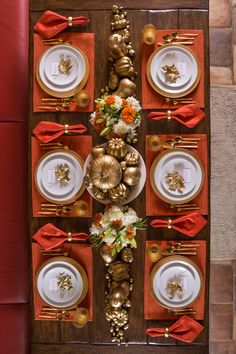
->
[67,232,72,241]
[167,110,172,121]
[64,124,69,134]
[167,219,172,229]
[164,327,169,338]
[67,16,73,26]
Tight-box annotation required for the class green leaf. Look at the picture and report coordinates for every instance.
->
[95,118,104,124]
[129,238,137,248]
[100,126,112,136]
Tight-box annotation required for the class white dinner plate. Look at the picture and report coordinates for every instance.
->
[83,144,146,204]
[36,44,89,97]
[147,44,201,98]
[150,148,204,205]
[36,257,88,309]
[44,48,79,87]
[35,149,85,204]
[150,256,202,309]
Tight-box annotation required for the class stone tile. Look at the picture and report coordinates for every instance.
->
[210,342,236,354]
[210,304,233,342]
[210,66,233,85]
[210,262,233,304]
[233,0,236,6]
[210,28,232,66]
[209,0,232,28]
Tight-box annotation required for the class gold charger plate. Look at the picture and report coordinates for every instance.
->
[146,43,201,98]
[35,149,85,205]
[36,44,90,98]
[36,256,88,310]
[149,255,203,310]
[150,148,204,205]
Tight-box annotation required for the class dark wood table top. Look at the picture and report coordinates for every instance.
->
[29,1,210,353]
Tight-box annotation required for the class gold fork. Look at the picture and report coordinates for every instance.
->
[42,38,70,46]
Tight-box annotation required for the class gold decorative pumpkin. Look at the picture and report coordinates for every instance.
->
[109,287,126,308]
[110,280,130,298]
[114,78,136,98]
[109,183,129,203]
[92,186,106,201]
[108,73,120,90]
[114,56,134,77]
[108,33,128,60]
[89,155,122,191]
[123,167,141,186]
[108,261,129,281]
[72,200,89,217]
[106,138,128,159]
[125,152,140,166]
[147,135,162,152]
[121,248,134,263]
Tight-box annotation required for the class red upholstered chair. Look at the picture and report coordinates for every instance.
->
[0,0,29,352]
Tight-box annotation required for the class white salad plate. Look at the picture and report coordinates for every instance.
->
[35,149,85,204]
[36,257,88,309]
[150,256,202,309]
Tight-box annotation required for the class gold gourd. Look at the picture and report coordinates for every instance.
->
[109,287,126,308]
[108,261,129,281]
[100,244,117,264]
[121,248,134,263]
[125,152,140,166]
[106,138,128,159]
[110,280,130,298]
[114,78,136,98]
[109,183,129,203]
[74,90,91,108]
[114,56,134,77]
[72,200,89,217]
[92,186,106,200]
[89,155,122,191]
[108,73,120,90]
[108,33,128,60]
[123,166,141,186]
[142,24,157,45]
[91,146,106,159]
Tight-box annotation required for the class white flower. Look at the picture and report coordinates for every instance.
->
[89,111,96,125]
[113,120,130,135]
[122,208,139,226]
[114,95,123,109]
[126,96,141,113]
[90,224,100,235]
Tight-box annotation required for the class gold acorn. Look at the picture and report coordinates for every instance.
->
[109,183,129,203]
[106,138,128,159]
[124,152,140,166]
[91,146,106,159]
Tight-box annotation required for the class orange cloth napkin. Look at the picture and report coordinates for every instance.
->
[32,243,93,321]
[144,240,206,320]
[34,10,90,38]
[31,135,92,217]
[147,103,205,128]
[146,134,208,216]
[33,33,94,112]
[150,212,207,237]
[142,30,204,109]
[146,315,203,343]
[33,223,89,250]
[33,121,87,143]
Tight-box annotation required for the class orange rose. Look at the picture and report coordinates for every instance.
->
[121,107,135,124]
[105,95,115,105]
[96,103,103,112]
[126,228,135,239]
[122,99,128,107]
[94,114,105,133]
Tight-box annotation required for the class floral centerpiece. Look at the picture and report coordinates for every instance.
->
[90,94,142,143]
[90,205,147,254]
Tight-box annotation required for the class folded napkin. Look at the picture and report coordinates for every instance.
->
[33,223,89,250]
[34,10,90,39]
[150,212,207,237]
[33,121,87,143]
[146,315,203,343]
[147,103,205,128]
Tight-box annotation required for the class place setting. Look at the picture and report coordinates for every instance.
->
[31,135,92,217]
[145,134,208,216]
[144,240,206,321]
[141,29,205,110]
[33,32,94,112]
[32,242,93,323]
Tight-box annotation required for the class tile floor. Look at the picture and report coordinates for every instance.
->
[209,1,236,352]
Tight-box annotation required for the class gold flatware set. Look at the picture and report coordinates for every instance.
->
[158,32,198,46]
[164,97,197,105]
[38,306,72,320]
[170,203,200,212]
[42,38,70,46]
[147,242,198,262]
[40,142,70,150]
[37,97,72,111]
[38,203,71,216]
[39,247,70,257]
[166,307,196,316]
